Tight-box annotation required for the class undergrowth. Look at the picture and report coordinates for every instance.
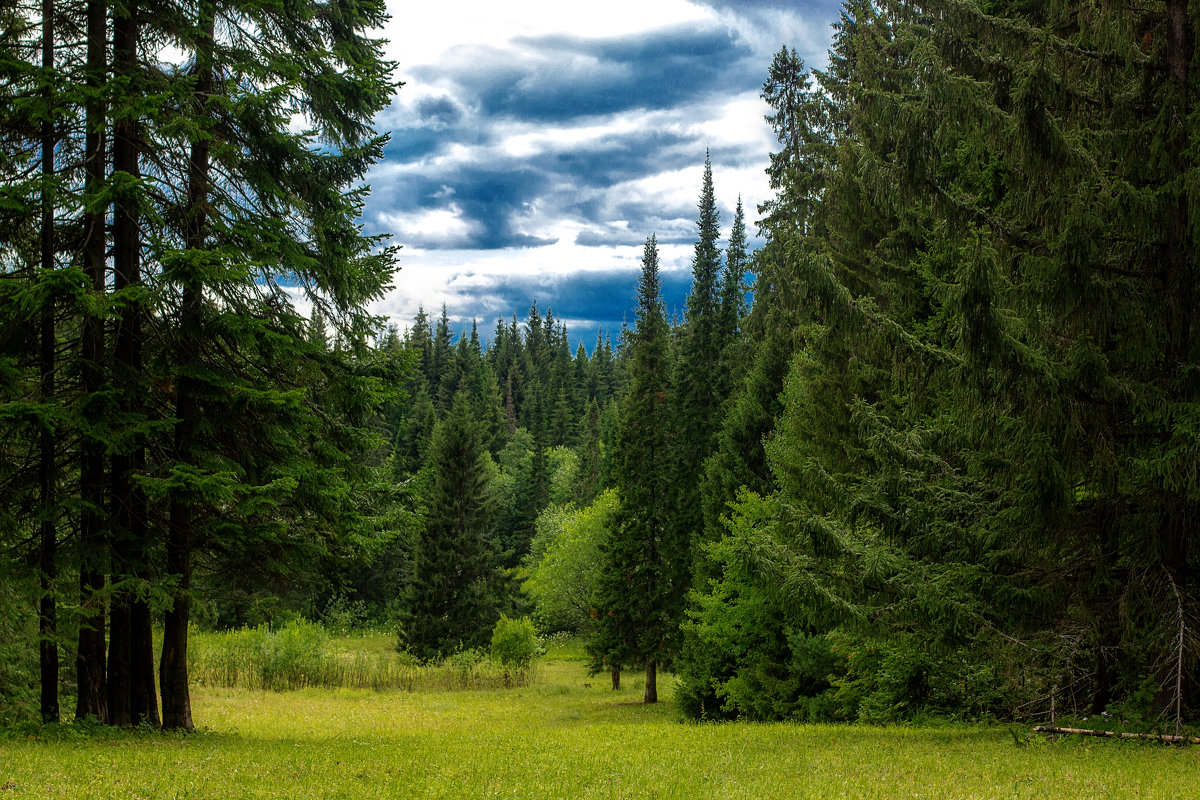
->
[188,620,533,691]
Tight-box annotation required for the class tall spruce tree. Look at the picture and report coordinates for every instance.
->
[666,155,725,584]
[588,235,682,703]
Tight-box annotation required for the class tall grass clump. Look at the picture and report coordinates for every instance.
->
[188,621,537,691]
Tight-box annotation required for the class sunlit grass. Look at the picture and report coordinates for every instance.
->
[3,639,1197,799]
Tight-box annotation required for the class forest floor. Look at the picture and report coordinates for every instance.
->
[2,638,1197,799]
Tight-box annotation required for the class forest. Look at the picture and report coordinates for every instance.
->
[1,0,1197,751]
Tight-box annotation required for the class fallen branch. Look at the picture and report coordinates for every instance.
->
[1033,725,1199,745]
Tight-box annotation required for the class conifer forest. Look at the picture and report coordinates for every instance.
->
[1,0,1198,754]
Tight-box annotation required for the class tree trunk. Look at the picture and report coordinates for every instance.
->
[75,0,108,724]
[611,667,620,690]
[106,594,131,725]
[160,0,212,731]
[109,0,157,727]
[1161,0,1195,714]
[75,569,107,722]
[644,661,657,704]
[130,598,159,726]
[38,0,58,724]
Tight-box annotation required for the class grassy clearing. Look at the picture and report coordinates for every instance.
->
[2,639,1197,799]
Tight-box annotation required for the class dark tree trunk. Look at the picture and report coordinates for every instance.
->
[109,0,158,727]
[611,667,620,691]
[1162,0,1195,710]
[644,661,657,704]
[75,0,108,724]
[106,594,131,725]
[38,0,58,724]
[160,0,213,731]
[130,598,159,726]
[75,569,107,722]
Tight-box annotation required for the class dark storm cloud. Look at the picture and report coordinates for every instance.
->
[372,122,720,250]
[532,129,694,186]
[418,24,759,123]
[373,166,558,250]
[370,18,786,253]
[413,95,465,129]
[453,267,694,339]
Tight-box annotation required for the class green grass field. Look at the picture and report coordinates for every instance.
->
[3,638,1197,799]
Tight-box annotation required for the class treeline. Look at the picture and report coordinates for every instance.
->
[362,302,628,660]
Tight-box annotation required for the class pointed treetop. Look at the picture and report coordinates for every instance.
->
[688,153,722,327]
[637,234,662,323]
[721,195,749,331]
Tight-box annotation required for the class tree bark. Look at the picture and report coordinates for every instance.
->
[75,0,108,724]
[38,0,59,724]
[644,661,657,704]
[160,0,213,731]
[109,0,158,727]
[1160,0,1195,714]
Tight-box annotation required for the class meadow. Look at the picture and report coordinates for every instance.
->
[2,635,1197,799]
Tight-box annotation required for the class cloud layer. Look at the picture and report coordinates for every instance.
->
[367,0,841,347]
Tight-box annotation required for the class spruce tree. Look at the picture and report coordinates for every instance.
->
[719,196,749,352]
[718,0,1200,723]
[667,155,726,581]
[406,394,499,659]
[588,235,682,703]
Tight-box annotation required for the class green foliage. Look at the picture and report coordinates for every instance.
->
[489,616,541,669]
[680,0,1200,727]
[678,491,841,722]
[523,489,619,633]
[405,395,501,660]
[0,569,37,727]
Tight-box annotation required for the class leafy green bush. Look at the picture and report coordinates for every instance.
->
[490,616,540,669]
[523,489,617,633]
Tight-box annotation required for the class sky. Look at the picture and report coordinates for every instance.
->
[364,0,843,348]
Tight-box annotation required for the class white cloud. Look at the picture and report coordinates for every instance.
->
[362,1,838,336]
[380,205,477,243]
[383,0,711,72]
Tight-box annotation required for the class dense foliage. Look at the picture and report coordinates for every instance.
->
[680,0,1199,729]
[1,0,1195,731]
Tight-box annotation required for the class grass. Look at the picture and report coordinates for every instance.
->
[187,623,531,692]
[2,637,1198,799]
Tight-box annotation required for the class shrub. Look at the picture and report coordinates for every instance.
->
[490,616,540,669]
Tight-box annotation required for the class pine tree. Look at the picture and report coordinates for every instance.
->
[588,235,682,703]
[667,155,725,582]
[406,394,499,659]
